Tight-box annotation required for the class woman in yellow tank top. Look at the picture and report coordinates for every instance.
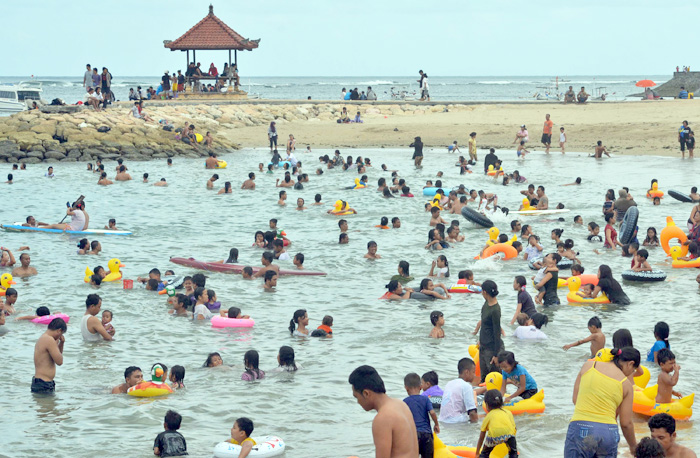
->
[564,347,640,458]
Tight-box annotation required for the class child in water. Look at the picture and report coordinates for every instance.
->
[421,371,444,409]
[513,313,548,340]
[226,417,256,458]
[523,235,543,261]
[102,310,115,337]
[498,351,538,401]
[587,222,602,242]
[289,309,309,336]
[576,283,596,298]
[169,365,185,389]
[562,316,605,357]
[317,315,333,335]
[429,311,445,338]
[204,352,223,368]
[277,345,300,371]
[475,389,519,458]
[632,249,652,272]
[429,255,450,278]
[241,350,264,381]
[655,348,682,404]
[643,227,660,247]
[15,305,53,321]
[647,321,670,363]
[219,306,251,319]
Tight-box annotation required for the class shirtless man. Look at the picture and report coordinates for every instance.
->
[154,178,168,187]
[114,159,127,173]
[649,413,697,458]
[32,317,67,393]
[22,216,47,227]
[206,174,219,189]
[81,294,113,341]
[205,153,219,169]
[536,186,549,210]
[278,190,287,206]
[262,270,277,291]
[592,141,611,158]
[349,365,418,458]
[241,173,256,190]
[542,114,554,154]
[11,253,37,277]
[114,165,132,181]
[41,200,88,231]
[98,172,113,185]
[112,366,143,394]
[252,252,280,279]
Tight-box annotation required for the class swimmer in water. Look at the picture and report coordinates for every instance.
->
[296,198,307,211]
[278,190,287,206]
[154,178,167,187]
[563,177,582,186]
[562,316,605,357]
[429,311,445,338]
[429,207,446,226]
[591,140,611,158]
[252,252,280,279]
[218,182,232,194]
[206,174,219,189]
[478,190,498,210]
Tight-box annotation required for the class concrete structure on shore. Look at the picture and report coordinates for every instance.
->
[633,72,700,98]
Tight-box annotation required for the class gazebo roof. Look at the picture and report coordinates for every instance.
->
[164,5,259,51]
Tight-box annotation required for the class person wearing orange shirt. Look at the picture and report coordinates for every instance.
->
[541,114,554,154]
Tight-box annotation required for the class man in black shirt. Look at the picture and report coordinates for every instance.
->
[483,148,498,174]
[154,410,188,457]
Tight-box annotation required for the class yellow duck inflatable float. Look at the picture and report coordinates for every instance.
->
[483,372,545,415]
[477,229,518,260]
[646,182,664,199]
[85,258,124,283]
[434,434,510,458]
[566,276,610,304]
[520,198,536,211]
[633,385,694,421]
[468,344,481,380]
[352,178,366,189]
[0,273,16,296]
[669,245,700,268]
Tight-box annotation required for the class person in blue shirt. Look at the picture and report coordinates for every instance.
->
[678,86,689,99]
[679,120,691,158]
[497,351,538,402]
[648,321,670,363]
[403,372,439,458]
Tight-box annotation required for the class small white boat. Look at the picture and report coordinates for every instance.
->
[0,82,44,113]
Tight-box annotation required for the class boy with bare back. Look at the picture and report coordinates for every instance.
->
[349,365,418,458]
[32,317,67,393]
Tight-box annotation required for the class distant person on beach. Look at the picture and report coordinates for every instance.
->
[513,125,528,144]
[32,317,66,393]
[418,70,425,89]
[542,114,553,153]
[83,64,93,91]
[420,74,430,101]
[349,365,418,458]
[366,86,377,100]
[678,86,689,100]
[577,87,590,103]
[678,120,691,158]
[559,127,567,154]
[469,132,478,161]
[564,86,575,103]
[131,101,153,122]
[92,68,101,91]
[84,88,101,111]
[268,121,278,151]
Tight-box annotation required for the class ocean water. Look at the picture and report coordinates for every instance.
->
[0,75,668,105]
[0,147,698,457]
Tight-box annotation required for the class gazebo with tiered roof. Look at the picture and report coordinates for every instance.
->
[164,4,259,94]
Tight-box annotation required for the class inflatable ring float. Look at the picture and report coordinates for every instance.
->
[633,385,694,421]
[669,247,700,268]
[557,274,599,288]
[468,344,481,380]
[423,187,445,197]
[619,206,639,245]
[461,207,493,228]
[478,243,518,260]
[483,372,546,415]
[434,434,510,458]
[215,160,227,169]
[213,436,286,458]
[660,216,688,257]
[32,313,70,325]
[448,283,482,293]
[211,316,255,328]
[668,190,695,203]
[127,381,173,397]
[566,276,610,304]
[620,269,667,282]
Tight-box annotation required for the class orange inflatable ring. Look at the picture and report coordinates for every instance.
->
[480,243,518,260]
[660,216,688,257]
[647,190,664,198]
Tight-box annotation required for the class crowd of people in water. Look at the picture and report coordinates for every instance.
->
[2,111,699,458]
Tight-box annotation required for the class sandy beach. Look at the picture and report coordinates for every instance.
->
[223,99,700,156]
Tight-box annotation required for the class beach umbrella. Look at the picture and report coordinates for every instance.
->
[635,80,656,88]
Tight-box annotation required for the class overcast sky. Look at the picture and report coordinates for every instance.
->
[5,0,696,77]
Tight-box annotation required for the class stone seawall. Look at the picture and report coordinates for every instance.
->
[0,101,470,163]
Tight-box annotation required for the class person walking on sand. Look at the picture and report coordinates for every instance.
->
[542,114,553,154]
[468,132,478,162]
[421,74,430,102]
[32,317,67,393]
